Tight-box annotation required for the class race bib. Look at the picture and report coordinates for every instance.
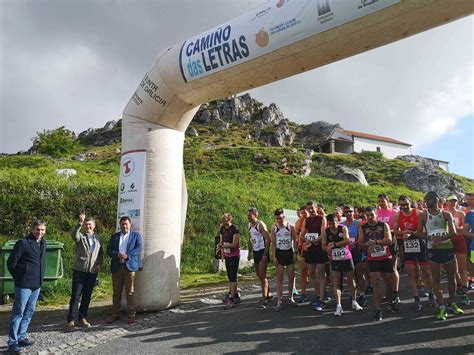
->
[276,235,292,250]
[370,245,387,258]
[404,239,421,253]
[306,233,319,242]
[428,228,447,249]
[331,247,350,261]
[224,247,231,254]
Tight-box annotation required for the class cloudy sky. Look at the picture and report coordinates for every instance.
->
[1,0,472,178]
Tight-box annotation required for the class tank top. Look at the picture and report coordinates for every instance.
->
[305,215,323,252]
[377,208,395,230]
[362,221,392,260]
[398,209,423,253]
[326,226,352,261]
[248,221,265,251]
[425,209,452,250]
[342,219,359,248]
[451,211,464,242]
[220,224,240,257]
[274,222,293,251]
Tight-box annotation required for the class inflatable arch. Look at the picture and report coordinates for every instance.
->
[116,0,473,311]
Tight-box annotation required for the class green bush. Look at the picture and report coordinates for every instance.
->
[32,126,77,157]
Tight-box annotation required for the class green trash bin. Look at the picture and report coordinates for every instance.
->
[0,239,64,304]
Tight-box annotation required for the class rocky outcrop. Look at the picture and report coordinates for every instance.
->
[55,169,77,178]
[298,121,341,149]
[77,120,121,146]
[402,166,463,197]
[335,165,369,186]
[397,155,441,170]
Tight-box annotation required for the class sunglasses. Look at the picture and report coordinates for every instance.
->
[344,210,354,213]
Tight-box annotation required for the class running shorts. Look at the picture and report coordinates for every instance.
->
[331,258,354,273]
[276,249,295,266]
[427,249,454,264]
[368,258,393,273]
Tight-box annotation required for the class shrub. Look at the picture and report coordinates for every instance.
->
[32,126,77,157]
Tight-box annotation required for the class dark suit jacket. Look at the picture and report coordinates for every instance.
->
[107,231,142,273]
[7,234,46,288]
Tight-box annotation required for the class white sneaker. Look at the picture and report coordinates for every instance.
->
[335,304,343,317]
[352,300,363,311]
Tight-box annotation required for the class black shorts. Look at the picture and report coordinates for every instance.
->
[368,259,394,273]
[253,249,266,264]
[427,249,455,264]
[276,249,294,266]
[304,246,328,265]
[225,255,239,282]
[331,259,354,273]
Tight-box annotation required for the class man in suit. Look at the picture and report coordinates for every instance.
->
[6,220,47,354]
[66,213,103,331]
[107,216,142,324]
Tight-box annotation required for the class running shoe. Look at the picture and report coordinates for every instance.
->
[324,291,332,302]
[266,293,274,301]
[352,300,363,311]
[258,300,268,310]
[414,298,422,311]
[233,295,242,304]
[373,310,382,321]
[288,298,298,307]
[225,298,234,310]
[297,293,307,304]
[388,302,400,313]
[365,285,373,294]
[275,302,283,312]
[393,295,401,306]
[437,305,447,320]
[222,293,231,303]
[456,287,465,296]
[418,287,429,298]
[335,304,343,317]
[310,297,320,306]
[313,299,323,311]
[357,294,368,307]
[428,293,437,307]
[446,302,464,315]
[462,295,470,306]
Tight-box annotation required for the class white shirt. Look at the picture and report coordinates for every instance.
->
[87,233,95,254]
[119,232,130,254]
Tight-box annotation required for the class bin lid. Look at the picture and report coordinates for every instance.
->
[1,239,64,250]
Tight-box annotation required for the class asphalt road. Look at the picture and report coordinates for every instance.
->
[86,273,474,354]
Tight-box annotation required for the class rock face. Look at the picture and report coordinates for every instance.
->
[402,166,463,197]
[397,155,441,170]
[298,121,341,149]
[77,120,121,146]
[335,165,369,186]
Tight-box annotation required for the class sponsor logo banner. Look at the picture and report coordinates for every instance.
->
[179,0,399,83]
[117,150,146,233]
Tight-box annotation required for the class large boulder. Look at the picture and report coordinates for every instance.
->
[397,155,440,170]
[402,166,464,198]
[261,103,285,125]
[335,165,369,186]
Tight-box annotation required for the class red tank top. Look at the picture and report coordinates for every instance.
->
[398,209,418,232]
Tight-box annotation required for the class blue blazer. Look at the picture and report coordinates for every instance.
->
[7,235,46,289]
[107,231,142,273]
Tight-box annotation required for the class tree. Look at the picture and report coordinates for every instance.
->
[31,126,77,157]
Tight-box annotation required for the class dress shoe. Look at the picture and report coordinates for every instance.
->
[107,315,120,324]
[18,338,34,347]
[78,318,91,328]
[65,321,75,332]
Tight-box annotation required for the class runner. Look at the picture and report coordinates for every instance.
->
[393,195,434,310]
[342,205,367,307]
[322,214,363,316]
[271,209,297,312]
[300,201,328,311]
[246,207,272,309]
[416,200,426,212]
[377,194,400,304]
[446,195,470,305]
[462,193,474,293]
[358,206,397,321]
[333,207,346,224]
[416,191,463,320]
[217,213,241,309]
[295,205,309,303]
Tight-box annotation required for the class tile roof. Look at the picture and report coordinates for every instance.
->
[338,129,411,146]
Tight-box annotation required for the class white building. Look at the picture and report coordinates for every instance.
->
[317,129,412,159]
[317,129,450,171]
